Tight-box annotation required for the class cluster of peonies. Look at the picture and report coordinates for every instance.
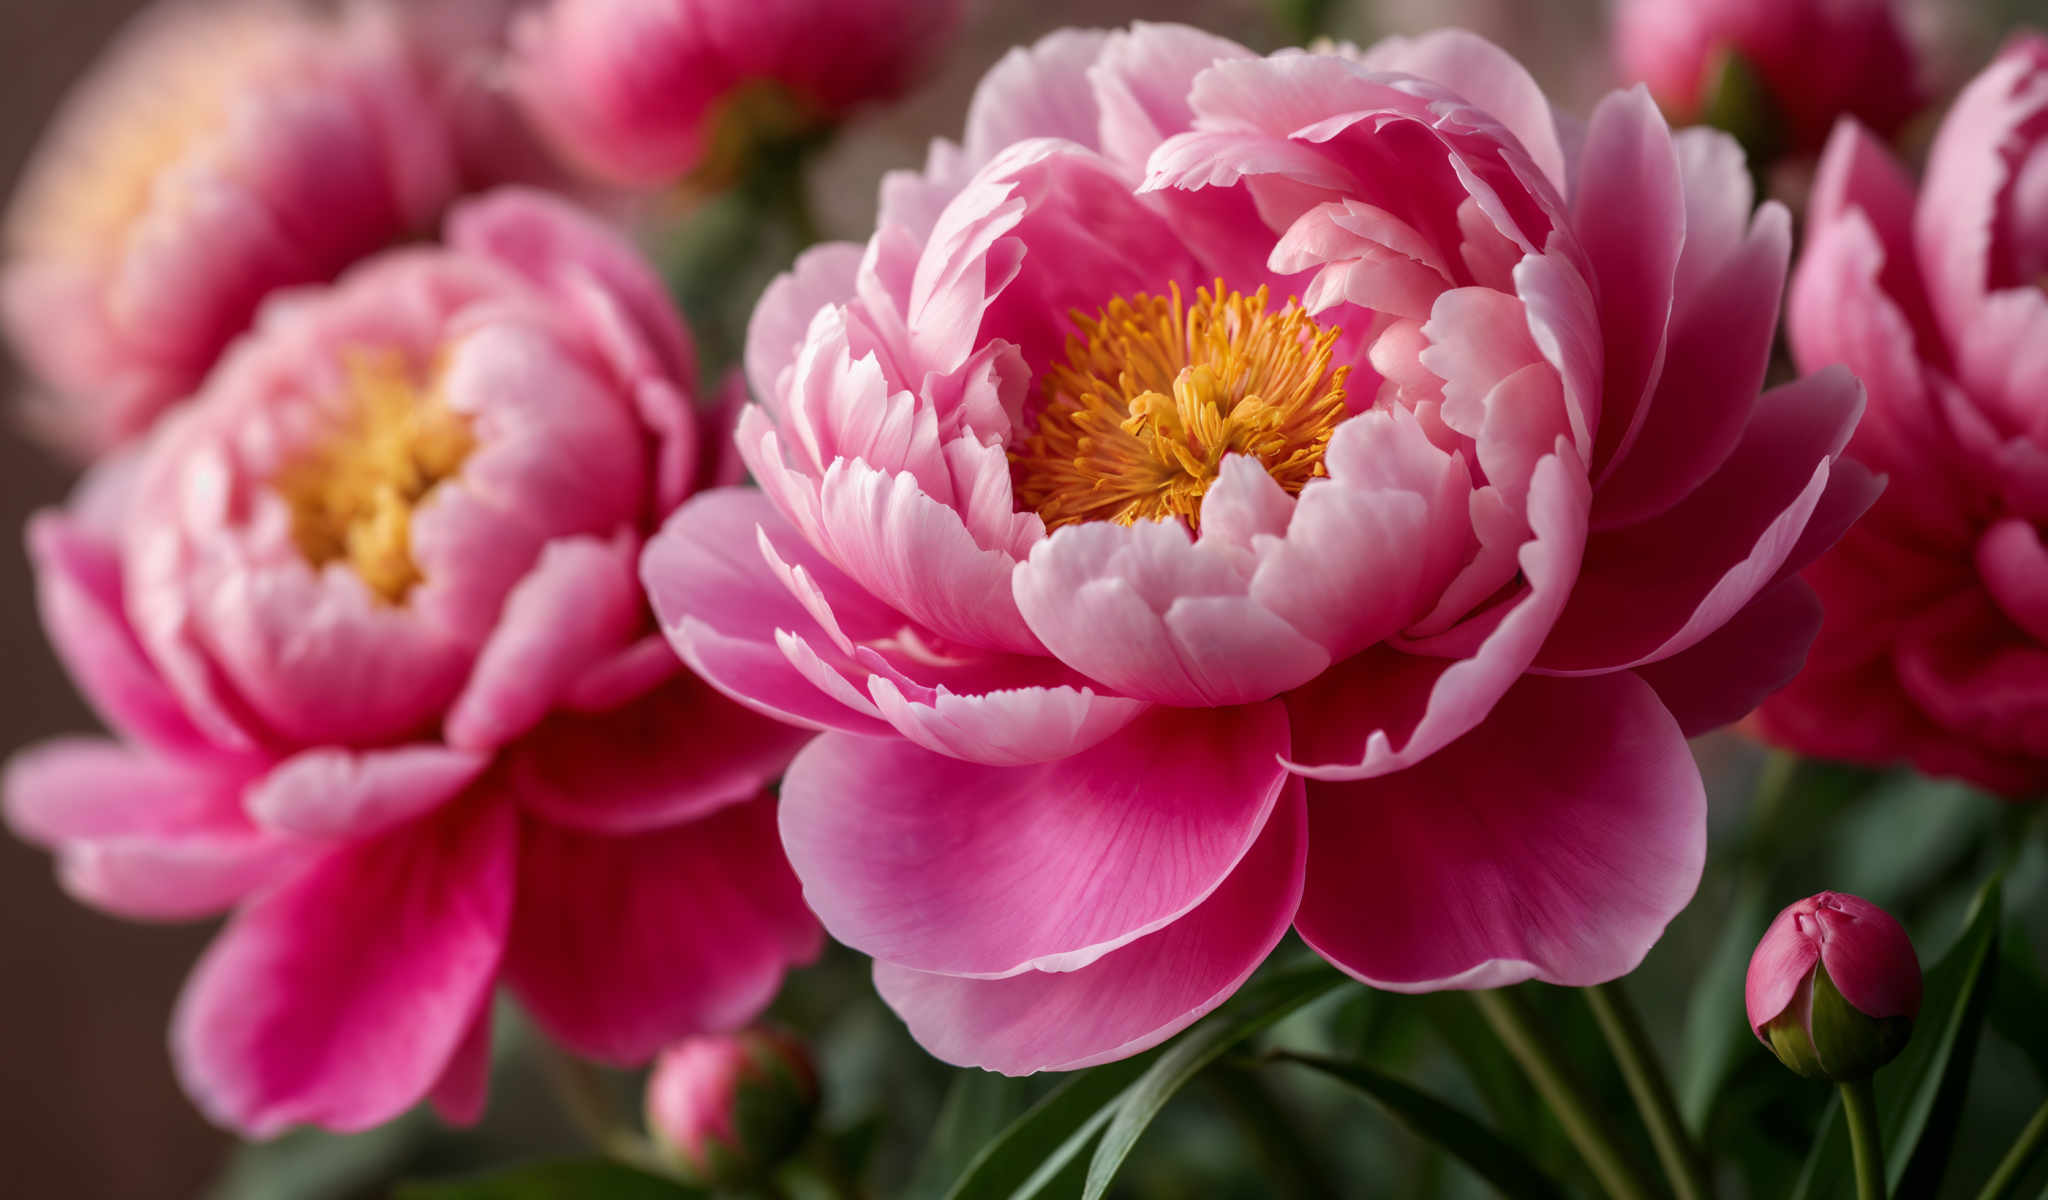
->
[0,0,2029,1145]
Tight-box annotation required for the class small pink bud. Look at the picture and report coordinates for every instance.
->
[644,1027,819,1188]
[1746,892,1922,1081]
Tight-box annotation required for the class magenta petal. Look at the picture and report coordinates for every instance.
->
[873,779,1305,1074]
[171,798,516,1136]
[429,999,494,1127]
[1634,579,1824,736]
[445,534,644,752]
[60,829,310,923]
[780,702,1291,978]
[1296,672,1704,990]
[5,737,253,844]
[1814,897,1922,1020]
[503,796,822,1064]
[506,674,810,836]
[1745,903,1822,1035]
[246,744,489,840]
[1359,29,1567,191]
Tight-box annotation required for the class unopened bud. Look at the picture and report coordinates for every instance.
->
[644,1027,819,1188]
[1746,892,1921,1082]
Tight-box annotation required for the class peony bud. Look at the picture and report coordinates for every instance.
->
[644,1027,819,1188]
[1746,892,1921,1082]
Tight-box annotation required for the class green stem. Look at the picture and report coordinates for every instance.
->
[1469,989,1659,1200]
[1839,1077,1886,1200]
[1974,1098,2048,1200]
[1587,983,1713,1200]
[537,1041,665,1172]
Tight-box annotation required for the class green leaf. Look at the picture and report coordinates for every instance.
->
[394,1159,700,1200]
[907,1071,1047,1200]
[1269,1050,1569,1200]
[941,1055,1158,1200]
[1080,961,1347,1200]
[1789,877,2003,1200]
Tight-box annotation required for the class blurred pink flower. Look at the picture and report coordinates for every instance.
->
[644,1027,819,1186]
[642,23,1875,1073]
[510,0,963,187]
[1615,0,1927,150]
[0,0,549,455]
[1746,892,1919,1079]
[3,190,818,1135]
[1760,36,2048,797]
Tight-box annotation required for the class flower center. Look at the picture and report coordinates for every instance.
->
[273,350,475,604]
[1010,282,1350,531]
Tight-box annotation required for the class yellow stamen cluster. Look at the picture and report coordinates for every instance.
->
[273,350,475,604]
[1011,282,1350,531]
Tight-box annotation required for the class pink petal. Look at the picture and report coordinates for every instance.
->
[1807,120,1937,348]
[1744,903,1822,1034]
[1814,897,1922,1020]
[1285,447,1591,780]
[1539,368,1872,673]
[503,795,822,1065]
[1295,672,1704,990]
[864,677,1146,767]
[4,737,254,845]
[171,797,516,1136]
[1092,23,1255,167]
[245,744,490,840]
[1573,87,1684,480]
[1358,29,1567,192]
[747,243,864,412]
[873,779,1305,1074]
[779,702,1291,979]
[60,830,310,923]
[1978,519,2048,644]
[445,534,643,752]
[506,674,810,836]
[961,29,1110,166]
[429,998,494,1126]
[1634,578,1824,735]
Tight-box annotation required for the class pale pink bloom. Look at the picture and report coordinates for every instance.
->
[1747,892,1920,1033]
[0,0,545,454]
[1615,0,1927,150]
[1760,37,2048,796]
[642,24,1875,1073]
[3,191,818,1135]
[510,0,963,187]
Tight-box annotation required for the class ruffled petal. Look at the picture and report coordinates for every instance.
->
[1295,672,1704,990]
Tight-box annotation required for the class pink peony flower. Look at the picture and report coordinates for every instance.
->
[510,0,964,188]
[1746,891,1919,1080]
[1615,0,1927,151]
[1759,37,2048,797]
[641,24,1876,1074]
[2,190,819,1135]
[0,0,543,455]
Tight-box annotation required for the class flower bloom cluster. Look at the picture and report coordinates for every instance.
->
[1614,0,1927,151]
[511,0,964,187]
[3,192,819,1135]
[1759,36,2048,796]
[643,23,1876,1073]
[0,0,544,453]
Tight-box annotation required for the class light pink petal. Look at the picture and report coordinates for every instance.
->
[1285,447,1591,780]
[746,243,864,411]
[873,780,1305,1075]
[1358,29,1567,191]
[429,998,494,1127]
[506,674,810,836]
[1592,201,1790,527]
[1015,517,1330,707]
[865,677,1146,767]
[245,744,490,840]
[1668,128,1755,302]
[643,487,896,736]
[171,798,515,1136]
[1296,672,1704,990]
[1573,87,1684,481]
[4,737,253,844]
[504,795,822,1065]
[1539,368,1873,673]
[1634,579,1824,736]
[779,702,1291,979]
[1092,23,1254,166]
[961,29,1110,166]
[445,534,643,752]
